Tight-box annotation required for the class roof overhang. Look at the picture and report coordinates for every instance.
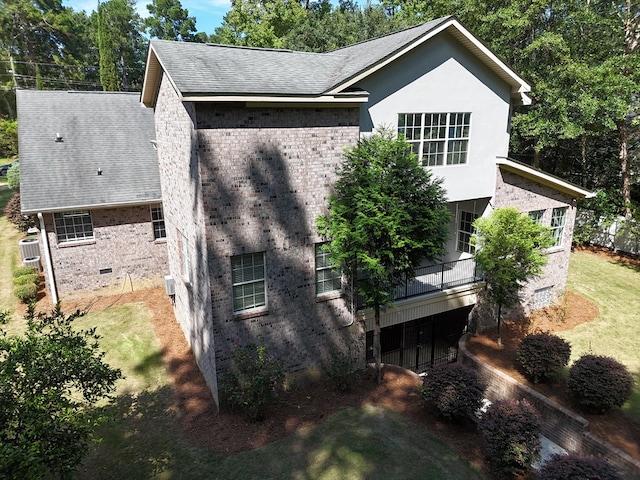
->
[141,45,164,107]
[327,17,532,106]
[497,157,593,199]
[23,198,162,215]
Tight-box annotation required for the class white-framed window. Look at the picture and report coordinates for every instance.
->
[232,252,266,312]
[151,205,166,240]
[398,112,471,166]
[315,244,341,295]
[529,209,545,224]
[533,286,553,309]
[551,207,567,247]
[54,210,94,243]
[457,211,478,253]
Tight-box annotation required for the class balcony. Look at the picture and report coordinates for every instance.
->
[357,257,482,309]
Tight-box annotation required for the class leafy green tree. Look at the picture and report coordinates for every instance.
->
[0,305,122,479]
[473,207,554,345]
[317,129,451,383]
[0,118,17,157]
[144,0,197,41]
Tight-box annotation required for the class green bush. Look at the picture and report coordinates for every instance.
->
[422,363,486,421]
[517,332,571,384]
[14,283,37,302]
[13,273,40,287]
[567,354,634,413]
[536,453,623,480]
[0,118,17,157]
[478,398,541,477]
[7,163,19,190]
[13,265,38,278]
[221,343,284,422]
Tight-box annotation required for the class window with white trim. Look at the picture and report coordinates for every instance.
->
[529,209,545,225]
[315,244,341,295]
[551,207,567,247]
[533,286,553,309]
[457,211,478,253]
[398,112,471,166]
[232,252,266,312]
[54,211,94,243]
[151,205,166,240]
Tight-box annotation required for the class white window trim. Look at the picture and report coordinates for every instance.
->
[551,207,567,247]
[150,205,166,240]
[231,252,267,314]
[398,112,471,167]
[53,210,94,244]
[315,243,342,297]
[457,210,478,254]
[528,209,545,225]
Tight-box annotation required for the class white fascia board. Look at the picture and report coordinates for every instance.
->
[181,94,369,104]
[141,44,183,108]
[22,198,163,215]
[497,157,593,199]
[326,18,531,102]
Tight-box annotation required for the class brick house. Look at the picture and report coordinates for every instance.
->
[139,16,590,406]
[18,90,168,303]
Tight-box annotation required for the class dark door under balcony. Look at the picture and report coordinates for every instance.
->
[366,305,472,373]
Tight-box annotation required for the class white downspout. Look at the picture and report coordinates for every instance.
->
[37,212,58,305]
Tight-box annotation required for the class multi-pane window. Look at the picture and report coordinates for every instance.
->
[151,205,166,240]
[315,244,341,295]
[529,209,545,225]
[398,112,471,166]
[551,207,567,247]
[457,211,478,253]
[54,211,94,243]
[232,252,266,312]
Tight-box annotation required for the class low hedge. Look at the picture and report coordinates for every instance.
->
[517,332,571,384]
[422,363,486,421]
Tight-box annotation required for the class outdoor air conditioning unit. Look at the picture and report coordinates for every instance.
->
[23,256,41,271]
[19,237,40,261]
[164,275,175,296]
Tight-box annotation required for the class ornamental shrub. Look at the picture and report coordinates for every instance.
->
[3,193,36,232]
[478,398,541,477]
[422,363,486,421]
[221,343,284,422]
[567,354,634,413]
[536,453,623,480]
[516,332,571,383]
[12,266,38,278]
[13,273,40,287]
[14,283,37,302]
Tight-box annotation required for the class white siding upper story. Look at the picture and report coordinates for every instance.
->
[359,32,512,202]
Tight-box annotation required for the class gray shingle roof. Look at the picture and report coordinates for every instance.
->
[18,90,160,214]
[148,17,451,97]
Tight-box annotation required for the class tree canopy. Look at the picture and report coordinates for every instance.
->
[473,207,554,343]
[317,129,451,382]
[0,305,122,478]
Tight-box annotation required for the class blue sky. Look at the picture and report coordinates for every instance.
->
[62,0,230,35]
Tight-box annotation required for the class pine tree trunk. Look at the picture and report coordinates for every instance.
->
[619,121,632,219]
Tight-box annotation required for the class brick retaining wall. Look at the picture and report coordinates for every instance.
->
[459,334,640,479]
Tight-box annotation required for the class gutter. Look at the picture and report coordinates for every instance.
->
[37,212,58,305]
[23,198,162,216]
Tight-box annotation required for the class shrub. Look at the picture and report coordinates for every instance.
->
[12,273,40,287]
[322,344,359,392]
[0,118,17,157]
[13,266,37,278]
[7,163,19,190]
[3,193,36,232]
[567,354,634,413]
[517,332,571,383]
[14,283,37,302]
[221,343,284,422]
[536,453,623,480]
[422,363,486,421]
[478,398,541,477]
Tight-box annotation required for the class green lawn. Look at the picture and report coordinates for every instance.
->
[0,185,22,320]
[564,249,640,418]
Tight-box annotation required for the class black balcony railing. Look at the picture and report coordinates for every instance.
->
[356,258,482,309]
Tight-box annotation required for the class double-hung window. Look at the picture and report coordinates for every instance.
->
[232,252,266,312]
[528,209,545,225]
[54,211,94,243]
[315,244,341,295]
[457,211,478,253]
[398,112,471,166]
[151,205,166,240]
[551,207,567,247]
